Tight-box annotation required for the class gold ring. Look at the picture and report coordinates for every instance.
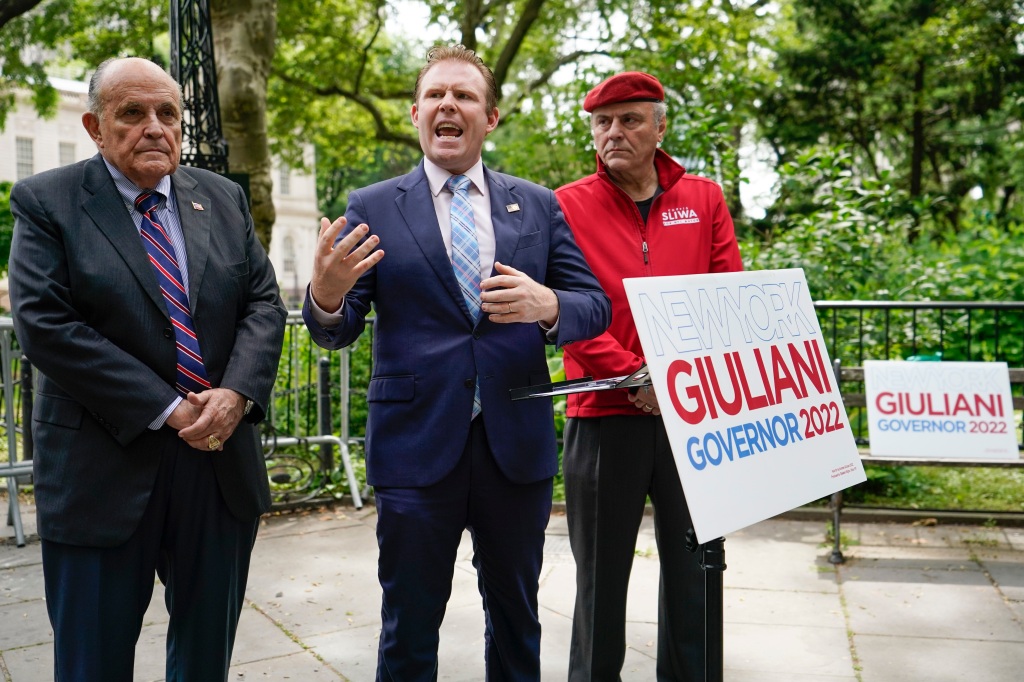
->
[208,435,221,450]
[507,302,513,314]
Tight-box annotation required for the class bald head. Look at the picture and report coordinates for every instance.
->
[82,57,184,189]
[88,58,183,121]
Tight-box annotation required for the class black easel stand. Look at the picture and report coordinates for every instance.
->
[687,529,726,682]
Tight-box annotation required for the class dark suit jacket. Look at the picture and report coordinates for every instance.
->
[9,154,287,547]
[303,162,610,487]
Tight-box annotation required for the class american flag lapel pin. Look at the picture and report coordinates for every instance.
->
[506,203,520,213]
[192,201,205,211]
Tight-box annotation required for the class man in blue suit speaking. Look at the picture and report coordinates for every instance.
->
[303,45,610,681]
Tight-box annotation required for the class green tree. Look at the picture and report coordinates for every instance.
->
[0,181,13,276]
[614,0,777,224]
[0,0,72,129]
[0,0,280,248]
[760,0,1024,235]
[268,0,613,208]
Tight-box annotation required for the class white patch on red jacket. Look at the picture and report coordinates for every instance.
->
[662,206,700,226]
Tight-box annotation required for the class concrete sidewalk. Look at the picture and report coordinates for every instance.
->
[2,501,1024,681]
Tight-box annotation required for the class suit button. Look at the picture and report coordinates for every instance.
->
[464,379,474,388]
[472,330,481,340]
[163,328,173,339]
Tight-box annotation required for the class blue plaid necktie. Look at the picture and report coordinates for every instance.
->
[446,174,482,418]
[135,191,211,396]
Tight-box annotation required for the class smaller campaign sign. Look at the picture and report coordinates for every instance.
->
[623,268,865,543]
[864,361,1019,459]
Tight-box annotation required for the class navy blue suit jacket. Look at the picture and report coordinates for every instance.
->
[304,163,610,486]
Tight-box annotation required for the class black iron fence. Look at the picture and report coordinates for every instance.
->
[815,302,1024,446]
[816,301,1024,366]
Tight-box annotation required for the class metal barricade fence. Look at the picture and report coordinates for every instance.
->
[261,311,368,508]
[1,317,32,546]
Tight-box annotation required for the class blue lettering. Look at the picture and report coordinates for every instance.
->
[757,419,777,448]
[876,418,966,433]
[687,412,805,471]
[742,422,762,454]
[686,436,706,471]
[704,432,723,466]
[785,412,802,442]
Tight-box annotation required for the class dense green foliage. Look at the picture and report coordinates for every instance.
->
[842,466,1024,513]
[0,182,12,275]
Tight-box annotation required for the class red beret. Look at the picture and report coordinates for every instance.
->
[583,72,664,113]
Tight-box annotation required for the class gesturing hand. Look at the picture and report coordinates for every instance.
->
[479,262,559,326]
[309,217,384,312]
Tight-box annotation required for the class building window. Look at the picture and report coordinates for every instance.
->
[16,137,34,180]
[282,235,296,274]
[59,142,76,166]
[278,165,291,195]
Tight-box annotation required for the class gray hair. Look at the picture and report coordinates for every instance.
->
[653,101,668,127]
[87,57,184,119]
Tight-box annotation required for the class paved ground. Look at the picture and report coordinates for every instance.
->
[2,500,1024,681]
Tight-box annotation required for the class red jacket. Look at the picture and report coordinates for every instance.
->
[555,150,743,417]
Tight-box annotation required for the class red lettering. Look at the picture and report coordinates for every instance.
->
[709,354,744,416]
[741,348,770,405]
[789,340,825,396]
[694,357,719,420]
[905,393,926,415]
[975,393,1001,417]
[875,391,897,414]
[950,394,970,416]
[770,344,802,404]
[667,359,706,425]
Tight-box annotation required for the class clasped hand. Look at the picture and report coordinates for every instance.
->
[168,389,247,451]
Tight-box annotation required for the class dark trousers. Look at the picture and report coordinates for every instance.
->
[563,415,706,682]
[373,418,553,682]
[42,439,260,682]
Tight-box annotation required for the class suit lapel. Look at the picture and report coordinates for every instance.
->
[169,168,212,312]
[394,165,472,320]
[487,170,525,275]
[81,155,167,314]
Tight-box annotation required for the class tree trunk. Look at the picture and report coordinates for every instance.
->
[210,0,277,250]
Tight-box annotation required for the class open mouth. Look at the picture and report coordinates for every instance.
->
[435,123,463,139]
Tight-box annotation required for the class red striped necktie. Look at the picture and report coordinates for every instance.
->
[135,191,210,396]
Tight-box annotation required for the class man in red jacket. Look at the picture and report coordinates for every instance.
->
[555,71,743,681]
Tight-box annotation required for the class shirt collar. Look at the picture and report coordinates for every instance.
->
[102,158,174,210]
[424,157,487,198]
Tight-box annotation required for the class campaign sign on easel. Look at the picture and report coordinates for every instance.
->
[623,268,865,543]
[864,361,1019,459]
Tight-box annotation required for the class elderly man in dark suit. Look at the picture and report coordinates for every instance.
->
[303,45,610,681]
[8,57,287,682]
